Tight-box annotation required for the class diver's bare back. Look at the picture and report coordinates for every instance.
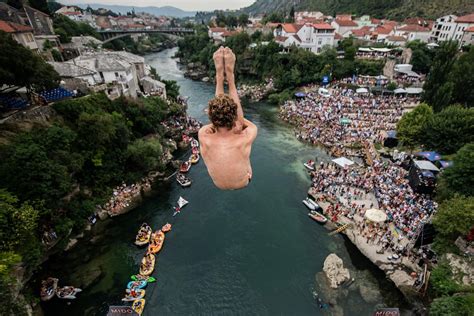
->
[199,124,252,190]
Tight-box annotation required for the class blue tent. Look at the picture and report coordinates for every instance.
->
[439,160,453,169]
[40,87,74,103]
[0,95,28,110]
[387,130,397,138]
[421,170,435,178]
[295,92,306,98]
[416,151,442,162]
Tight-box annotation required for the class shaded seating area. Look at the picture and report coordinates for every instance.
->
[0,94,28,110]
[39,87,74,103]
[409,160,440,194]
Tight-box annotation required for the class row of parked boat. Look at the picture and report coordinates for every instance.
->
[121,135,198,314]
[176,138,200,187]
[303,160,328,224]
[121,222,172,315]
[40,277,82,301]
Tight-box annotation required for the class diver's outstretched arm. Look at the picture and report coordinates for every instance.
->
[213,47,225,97]
[224,48,244,126]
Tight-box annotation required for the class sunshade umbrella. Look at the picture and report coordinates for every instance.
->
[364,208,387,223]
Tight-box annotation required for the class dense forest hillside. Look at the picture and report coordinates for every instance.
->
[243,0,474,19]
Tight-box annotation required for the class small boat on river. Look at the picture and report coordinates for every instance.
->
[131,274,156,283]
[177,173,192,187]
[122,289,145,302]
[192,147,199,155]
[302,197,321,211]
[56,286,82,299]
[127,280,147,290]
[191,139,199,148]
[132,299,146,316]
[161,223,172,233]
[135,223,152,246]
[180,161,191,173]
[40,277,58,301]
[308,210,328,224]
[148,231,165,254]
[304,159,315,171]
[139,253,155,276]
[173,196,189,216]
[189,153,200,164]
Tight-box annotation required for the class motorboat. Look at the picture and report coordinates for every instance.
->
[304,160,315,171]
[302,197,320,211]
[173,196,189,216]
[189,154,200,164]
[176,173,192,187]
[135,223,152,246]
[161,223,172,233]
[180,161,191,173]
[192,147,200,155]
[191,139,199,148]
[308,210,328,224]
[56,286,82,299]
[40,277,58,301]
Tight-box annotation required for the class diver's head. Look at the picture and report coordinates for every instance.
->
[208,94,238,130]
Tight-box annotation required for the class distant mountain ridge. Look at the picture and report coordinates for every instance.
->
[243,0,474,20]
[74,3,196,18]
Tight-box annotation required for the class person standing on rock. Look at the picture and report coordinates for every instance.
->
[199,47,258,190]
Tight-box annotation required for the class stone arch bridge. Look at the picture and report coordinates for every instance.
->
[99,28,194,43]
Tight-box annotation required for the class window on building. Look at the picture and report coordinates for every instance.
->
[318,40,322,45]
[115,72,119,77]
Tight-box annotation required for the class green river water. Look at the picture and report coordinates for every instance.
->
[39,48,410,316]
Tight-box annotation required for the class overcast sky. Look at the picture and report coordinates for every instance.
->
[62,0,256,11]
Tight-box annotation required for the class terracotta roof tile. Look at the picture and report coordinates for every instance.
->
[313,23,334,30]
[334,19,358,27]
[456,13,474,23]
[398,24,430,32]
[0,20,33,33]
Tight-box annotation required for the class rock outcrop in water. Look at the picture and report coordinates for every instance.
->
[323,253,351,288]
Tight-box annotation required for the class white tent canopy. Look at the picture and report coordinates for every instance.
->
[406,87,423,94]
[394,88,407,94]
[356,87,369,94]
[414,160,440,172]
[332,157,355,168]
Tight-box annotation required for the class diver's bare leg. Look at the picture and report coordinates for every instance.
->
[213,47,225,97]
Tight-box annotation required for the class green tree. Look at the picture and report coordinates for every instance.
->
[289,6,295,22]
[396,103,433,147]
[0,32,59,91]
[422,41,458,112]
[127,138,164,172]
[163,80,180,100]
[238,14,249,27]
[433,195,474,250]
[420,105,474,154]
[430,294,474,316]
[28,0,50,14]
[440,143,474,198]
[450,46,474,107]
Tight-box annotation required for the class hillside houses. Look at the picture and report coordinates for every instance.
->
[273,22,335,54]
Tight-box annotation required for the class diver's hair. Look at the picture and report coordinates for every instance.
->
[208,94,237,130]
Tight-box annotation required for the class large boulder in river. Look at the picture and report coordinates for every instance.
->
[323,253,351,288]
